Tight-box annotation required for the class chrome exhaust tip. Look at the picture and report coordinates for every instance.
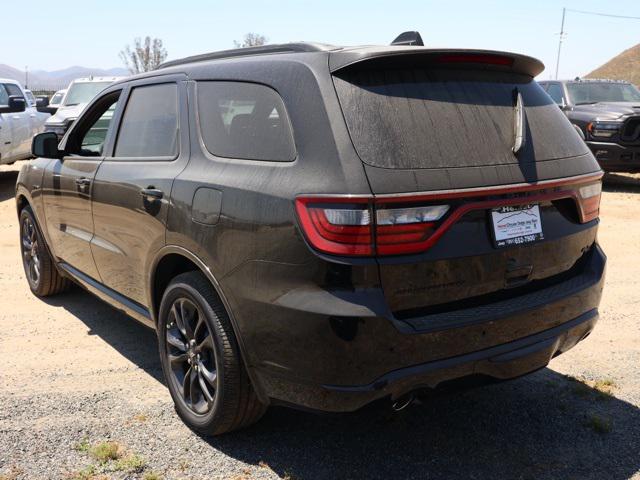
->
[391,394,415,412]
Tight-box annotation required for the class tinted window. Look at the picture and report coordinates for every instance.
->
[114,83,178,158]
[546,84,564,104]
[197,82,296,161]
[334,68,588,169]
[4,83,23,98]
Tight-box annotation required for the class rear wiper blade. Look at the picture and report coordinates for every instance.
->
[575,101,598,105]
[512,88,525,154]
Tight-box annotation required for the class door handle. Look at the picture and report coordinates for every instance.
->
[75,177,91,187]
[140,187,164,200]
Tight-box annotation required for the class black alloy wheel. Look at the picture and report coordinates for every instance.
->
[165,297,218,415]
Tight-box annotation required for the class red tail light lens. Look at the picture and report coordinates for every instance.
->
[295,198,373,256]
[375,205,449,255]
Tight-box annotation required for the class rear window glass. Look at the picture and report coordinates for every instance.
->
[114,83,178,158]
[333,68,588,169]
[197,81,296,162]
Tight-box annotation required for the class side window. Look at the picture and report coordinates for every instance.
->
[4,83,24,98]
[114,83,178,158]
[547,84,565,105]
[68,92,121,156]
[0,85,9,105]
[197,81,296,162]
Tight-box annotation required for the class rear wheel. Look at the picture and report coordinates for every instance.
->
[158,271,266,435]
[19,206,69,296]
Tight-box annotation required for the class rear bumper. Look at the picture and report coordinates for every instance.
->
[236,244,606,412]
[587,141,640,172]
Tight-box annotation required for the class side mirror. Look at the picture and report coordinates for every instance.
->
[32,132,63,158]
[0,96,26,113]
[36,96,57,115]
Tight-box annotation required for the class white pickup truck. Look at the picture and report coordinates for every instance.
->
[0,78,50,165]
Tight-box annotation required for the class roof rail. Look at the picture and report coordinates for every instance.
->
[157,42,336,69]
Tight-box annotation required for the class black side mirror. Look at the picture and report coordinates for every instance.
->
[36,96,57,115]
[0,96,26,113]
[32,132,62,158]
[36,96,49,108]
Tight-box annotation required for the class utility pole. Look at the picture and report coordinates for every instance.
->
[555,7,566,80]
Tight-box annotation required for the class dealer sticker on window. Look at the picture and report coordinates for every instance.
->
[491,204,544,247]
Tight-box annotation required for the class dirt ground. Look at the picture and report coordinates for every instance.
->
[0,163,638,480]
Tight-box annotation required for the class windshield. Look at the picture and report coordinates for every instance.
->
[567,82,640,105]
[63,82,112,106]
[50,92,64,104]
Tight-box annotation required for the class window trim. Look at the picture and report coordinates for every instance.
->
[194,80,298,164]
[62,89,124,160]
[109,80,181,162]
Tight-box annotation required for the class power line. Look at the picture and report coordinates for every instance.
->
[566,8,640,21]
[555,7,640,79]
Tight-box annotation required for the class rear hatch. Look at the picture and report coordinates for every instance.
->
[330,49,603,320]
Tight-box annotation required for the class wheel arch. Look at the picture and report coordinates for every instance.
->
[148,245,269,403]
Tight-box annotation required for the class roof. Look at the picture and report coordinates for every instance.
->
[156,42,544,78]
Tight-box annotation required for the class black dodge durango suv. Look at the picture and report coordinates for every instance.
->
[17,40,606,435]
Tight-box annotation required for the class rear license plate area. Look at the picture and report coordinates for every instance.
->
[490,204,544,248]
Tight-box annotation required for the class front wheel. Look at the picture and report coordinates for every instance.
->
[158,272,266,435]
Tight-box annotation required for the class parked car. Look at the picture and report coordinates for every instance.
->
[17,37,605,435]
[24,89,37,107]
[0,79,50,165]
[539,78,640,172]
[48,89,67,109]
[44,76,123,138]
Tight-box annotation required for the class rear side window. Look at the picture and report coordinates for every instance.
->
[197,81,296,161]
[333,68,588,169]
[114,83,178,158]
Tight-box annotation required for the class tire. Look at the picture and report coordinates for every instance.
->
[158,271,266,435]
[19,206,70,297]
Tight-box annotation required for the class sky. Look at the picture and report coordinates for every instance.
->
[6,0,640,79]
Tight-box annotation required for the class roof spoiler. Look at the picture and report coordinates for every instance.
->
[330,48,545,77]
[390,31,424,46]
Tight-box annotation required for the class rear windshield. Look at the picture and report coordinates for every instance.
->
[333,68,588,169]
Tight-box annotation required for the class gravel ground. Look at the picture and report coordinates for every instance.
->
[0,164,639,480]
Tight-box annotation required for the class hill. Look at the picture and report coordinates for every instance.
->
[0,64,129,91]
[586,44,640,85]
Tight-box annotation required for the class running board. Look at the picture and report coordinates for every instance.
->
[58,262,154,329]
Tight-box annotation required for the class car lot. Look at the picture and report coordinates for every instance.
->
[0,163,639,480]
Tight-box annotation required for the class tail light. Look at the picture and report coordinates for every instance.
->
[295,174,602,257]
[578,182,602,223]
[295,198,450,256]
